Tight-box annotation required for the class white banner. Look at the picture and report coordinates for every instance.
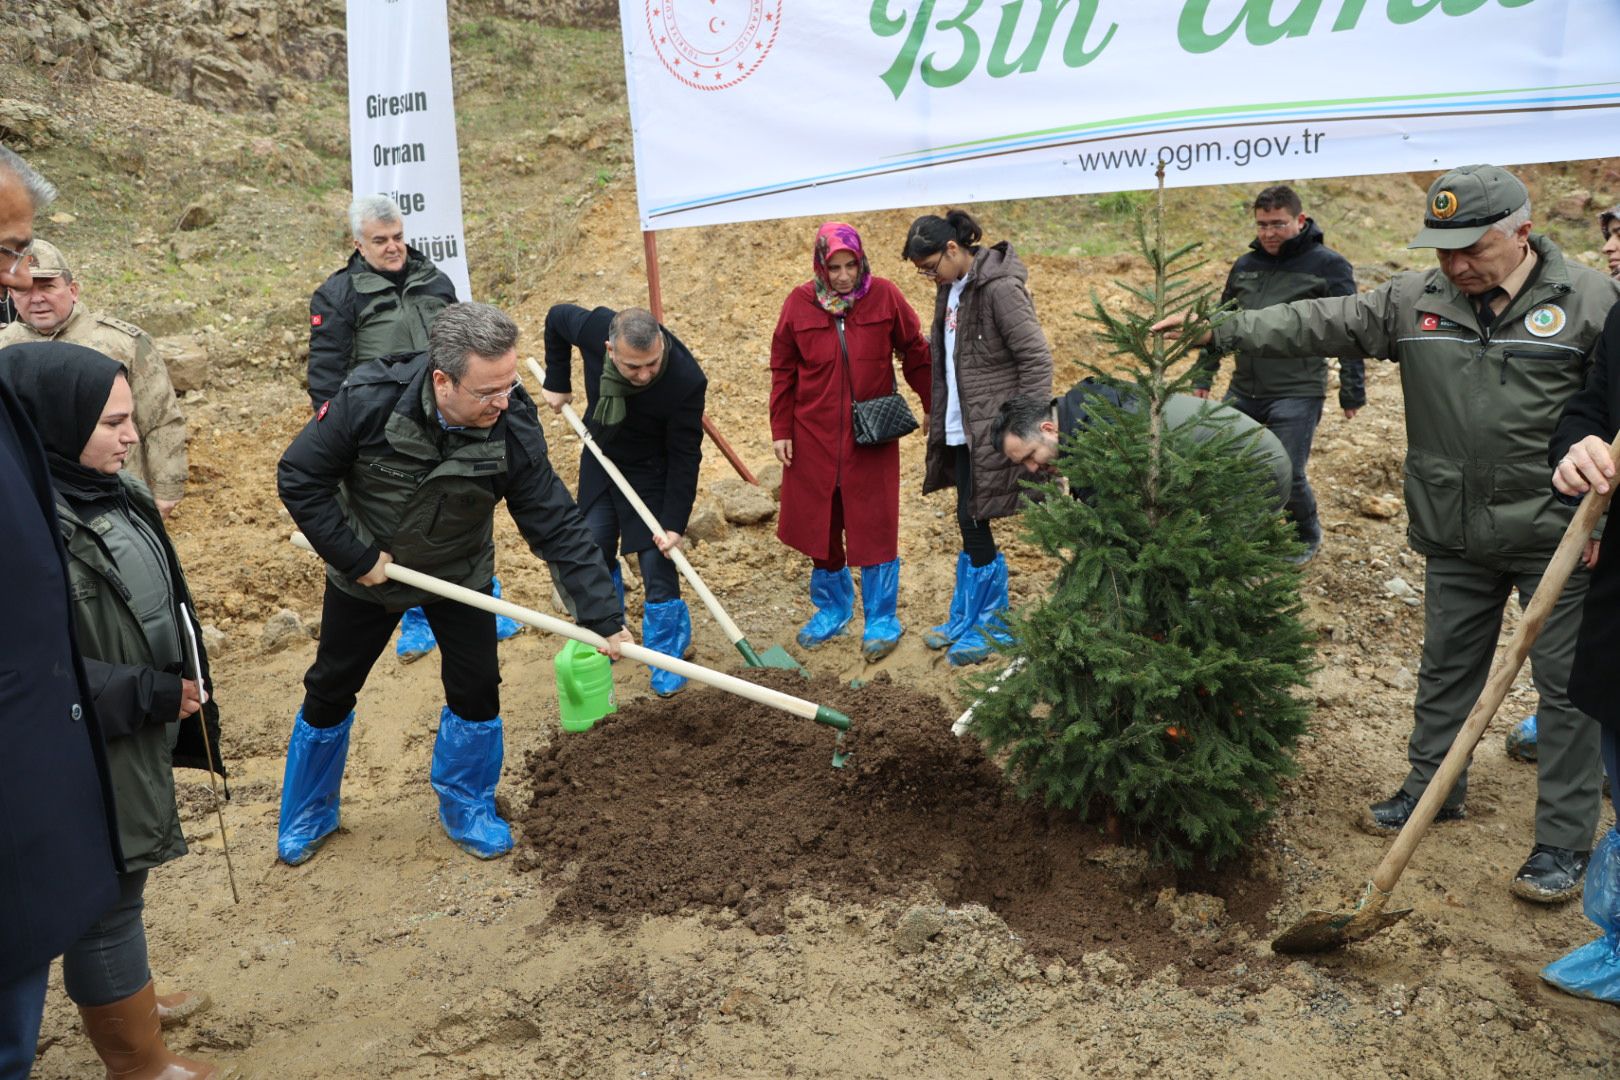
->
[620,1,1620,231]
[346,0,471,299]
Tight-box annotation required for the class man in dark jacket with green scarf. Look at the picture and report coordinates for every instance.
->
[540,304,707,698]
[278,302,630,865]
[1195,184,1364,564]
[1159,164,1620,904]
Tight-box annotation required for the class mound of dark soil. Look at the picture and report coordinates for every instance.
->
[516,669,1280,970]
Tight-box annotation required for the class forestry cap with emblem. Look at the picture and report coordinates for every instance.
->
[24,238,71,279]
[1407,164,1530,251]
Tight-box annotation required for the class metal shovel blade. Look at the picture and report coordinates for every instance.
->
[1271,893,1413,954]
[751,642,805,672]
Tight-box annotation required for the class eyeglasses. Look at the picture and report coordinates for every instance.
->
[457,377,521,405]
[916,251,946,278]
[0,240,32,276]
[1254,220,1295,233]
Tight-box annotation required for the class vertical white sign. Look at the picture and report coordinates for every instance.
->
[345,0,472,299]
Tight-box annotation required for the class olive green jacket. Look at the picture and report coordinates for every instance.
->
[307,246,458,406]
[279,355,624,634]
[58,475,220,871]
[1213,234,1620,570]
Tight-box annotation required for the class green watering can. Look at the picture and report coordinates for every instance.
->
[554,639,616,732]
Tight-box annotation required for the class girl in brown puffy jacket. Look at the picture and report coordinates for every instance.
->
[901,209,1053,665]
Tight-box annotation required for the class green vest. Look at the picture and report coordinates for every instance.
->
[330,365,509,610]
[58,476,187,872]
[348,252,452,368]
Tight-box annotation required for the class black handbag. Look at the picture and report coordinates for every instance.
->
[839,316,919,446]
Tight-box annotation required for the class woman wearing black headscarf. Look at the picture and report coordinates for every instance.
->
[0,341,222,1079]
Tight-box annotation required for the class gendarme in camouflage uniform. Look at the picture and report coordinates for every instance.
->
[0,240,187,505]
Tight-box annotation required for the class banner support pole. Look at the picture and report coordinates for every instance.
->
[643,229,758,486]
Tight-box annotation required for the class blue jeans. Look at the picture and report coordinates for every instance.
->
[1224,392,1324,544]
[61,870,150,1008]
[579,488,681,604]
[0,963,49,1080]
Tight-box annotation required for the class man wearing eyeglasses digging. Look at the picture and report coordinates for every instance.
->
[276,301,631,866]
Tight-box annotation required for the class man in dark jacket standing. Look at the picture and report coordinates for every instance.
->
[540,304,706,697]
[1544,301,1620,1001]
[1195,184,1364,564]
[1159,165,1620,904]
[307,194,460,408]
[0,147,120,1078]
[309,194,519,661]
[277,302,630,866]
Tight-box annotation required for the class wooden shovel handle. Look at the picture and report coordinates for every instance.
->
[289,533,844,729]
[522,357,748,647]
[1371,438,1620,893]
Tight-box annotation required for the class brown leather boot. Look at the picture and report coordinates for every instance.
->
[155,988,212,1029]
[78,980,218,1079]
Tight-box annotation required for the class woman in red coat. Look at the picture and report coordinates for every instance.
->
[770,222,931,660]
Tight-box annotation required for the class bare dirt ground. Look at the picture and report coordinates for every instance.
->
[30,183,1620,1079]
[12,16,1620,1079]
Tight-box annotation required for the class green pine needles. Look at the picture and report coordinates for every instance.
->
[968,171,1315,868]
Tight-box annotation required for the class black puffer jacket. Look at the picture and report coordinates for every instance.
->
[1197,220,1365,409]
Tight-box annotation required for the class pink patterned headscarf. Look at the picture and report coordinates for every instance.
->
[812,221,873,315]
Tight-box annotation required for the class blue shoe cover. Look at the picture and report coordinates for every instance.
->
[430,709,513,859]
[1505,713,1538,763]
[924,552,973,650]
[860,559,903,661]
[797,566,854,648]
[643,598,692,697]
[491,577,526,642]
[396,605,437,662]
[277,709,352,865]
[948,554,1014,667]
[1542,829,1620,1002]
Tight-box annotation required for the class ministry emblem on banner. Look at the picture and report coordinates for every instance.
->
[647,1,782,90]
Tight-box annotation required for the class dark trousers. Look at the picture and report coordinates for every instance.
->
[579,487,681,604]
[301,581,500,727]
[1604,726,1620,810]
[0,964,48,1080]
[61,870,149,1007]
[952,445,997,567]
[1225,392,1324,543]
[1406,556,1601,851]
[812,488,848,572]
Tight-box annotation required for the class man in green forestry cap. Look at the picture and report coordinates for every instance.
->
[1157,164,1620,905]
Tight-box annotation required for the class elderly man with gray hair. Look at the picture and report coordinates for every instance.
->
[1156,164,1620,906]
[306,193,459,409]
[277,301,632,867]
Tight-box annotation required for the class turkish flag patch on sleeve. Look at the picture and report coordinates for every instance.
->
[1420,313,1441,331]
[311,313,324,328]
[316,401,330,421]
